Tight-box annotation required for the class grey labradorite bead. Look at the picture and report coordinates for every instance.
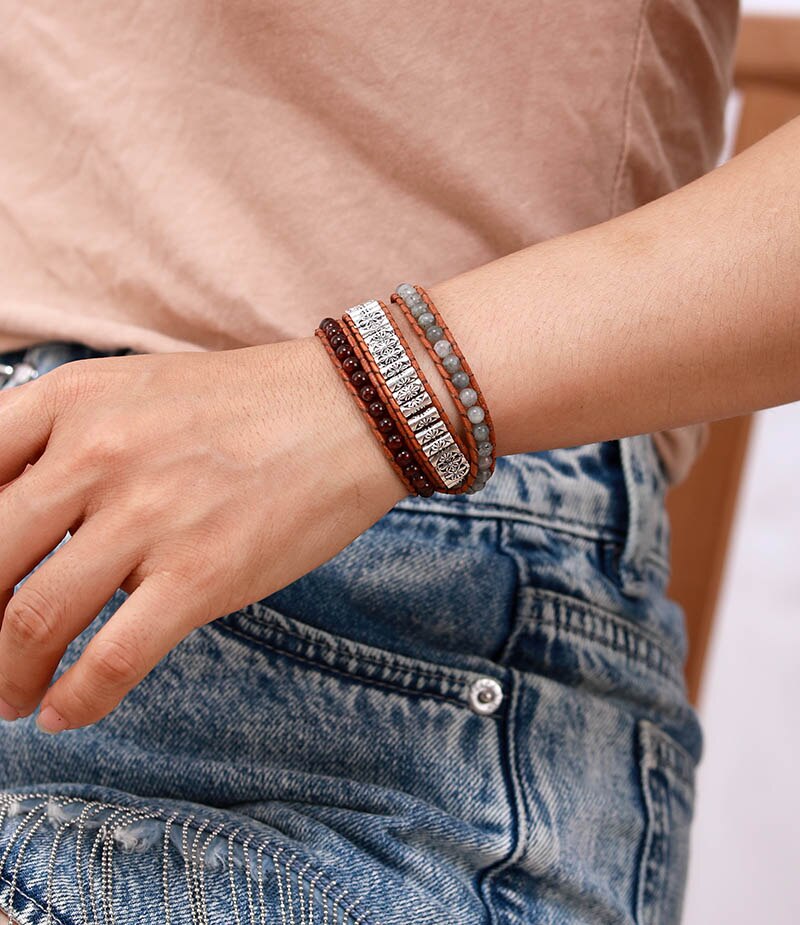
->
[477,441,493,457]
[473,422,490,441]
[425,325,444,343]
[433,339,451,357]
[458,387,478,407]
[417,312,435,328]
[410,301,427,318]
[397,283,416,298]
[467,405,485,424]
[442,354,461,373]
[477,456,492,471]
[451,370,470,389]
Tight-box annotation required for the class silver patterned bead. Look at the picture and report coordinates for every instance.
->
[370,339,405,367]
[423,433,455,458]
[416,419,450,447]
[399,390,433,417]
[407,406,441,432]
[349,300,384,326]
[394,377,427,406]
[430,445,471,487]
[384,366,418,393]
[365,327,398,347]
[380,354,412,379]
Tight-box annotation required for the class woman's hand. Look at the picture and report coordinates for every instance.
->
[0,336,407,732]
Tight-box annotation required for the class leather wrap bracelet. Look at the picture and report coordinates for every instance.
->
[315,317,434,497]
[391,284,496,493]
[343,300,470,492]
[316,286,496,496]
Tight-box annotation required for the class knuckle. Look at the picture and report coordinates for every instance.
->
[88,637,144,690]
[4,587,60,649]
[74,427,129,468]
[49,359,95,398]
[40,361,89,414]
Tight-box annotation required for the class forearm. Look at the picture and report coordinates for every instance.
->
[394,116,800,458]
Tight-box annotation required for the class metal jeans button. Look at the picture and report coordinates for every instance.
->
[467,677,503,715]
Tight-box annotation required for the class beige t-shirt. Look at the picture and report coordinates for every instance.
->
[0,1,738,483]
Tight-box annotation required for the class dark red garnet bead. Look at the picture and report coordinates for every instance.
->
[320,318,339,334]
[368,401,385,418]
[417,481,435,497]
[342,356,361,375]
[334,344,352,360]
[329,333,347,349]
[393,448,412,466]
[376,416,395,434]
[350,369,369,388]
[386,433,403,451]
[359,385,377,403]
[403,463,421,478]
[411,472,429,490]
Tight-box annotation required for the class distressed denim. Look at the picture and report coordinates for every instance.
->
[0,341,701,925]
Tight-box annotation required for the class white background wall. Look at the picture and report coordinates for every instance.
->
[682,4,800,922]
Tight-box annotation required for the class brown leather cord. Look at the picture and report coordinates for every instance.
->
[315,321,422,496]
[341,305,465,494]
[390,286,496,486]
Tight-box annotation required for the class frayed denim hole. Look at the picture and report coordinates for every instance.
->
[112,818,165,853]
[0,793,378,925]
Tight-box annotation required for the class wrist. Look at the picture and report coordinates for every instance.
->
[297,333,410,511]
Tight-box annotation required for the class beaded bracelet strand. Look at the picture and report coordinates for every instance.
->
[316,317,434,497]
[342,311,448,494]
[391,284,496,493]
[342,299,471,493]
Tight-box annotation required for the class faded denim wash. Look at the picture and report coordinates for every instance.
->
[0,341,701,925]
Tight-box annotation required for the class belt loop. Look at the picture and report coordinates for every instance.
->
[618,435,667,596]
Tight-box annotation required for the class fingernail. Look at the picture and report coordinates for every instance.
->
[36,705,68,735]
[0,697,20,722]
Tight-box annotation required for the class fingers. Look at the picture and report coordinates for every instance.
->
[0,512,140,719]
[0,373,57,486]
[37,572,199,732]
[0,459,87,602]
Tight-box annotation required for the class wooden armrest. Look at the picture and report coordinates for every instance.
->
[735,16,800,88]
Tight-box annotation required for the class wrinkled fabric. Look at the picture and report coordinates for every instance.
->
[0,2,738,482]
[0,340,701,923]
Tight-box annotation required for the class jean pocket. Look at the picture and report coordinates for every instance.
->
[215,599,509,718]
[635,719,697,925]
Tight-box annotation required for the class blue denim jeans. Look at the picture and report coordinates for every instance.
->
[0,341,701,925]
